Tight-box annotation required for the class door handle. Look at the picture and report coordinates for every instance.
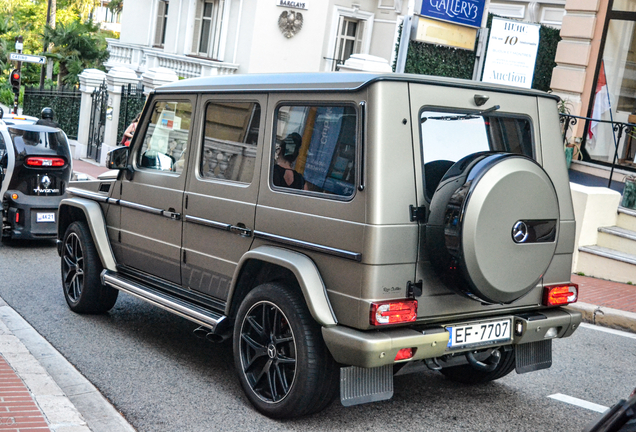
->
[230,223,252,237]
[162,207,181,220]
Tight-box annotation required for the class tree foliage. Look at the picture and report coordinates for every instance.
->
[0,0,109,89]
[44,19,109,85]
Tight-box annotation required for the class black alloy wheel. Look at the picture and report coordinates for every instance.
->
[62,230,84,304]
[233,283,338,418]
[239,300,297,404]
[61,221,118,313]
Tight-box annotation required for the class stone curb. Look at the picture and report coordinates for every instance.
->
[569,302,636,334]
[0,297,136,432]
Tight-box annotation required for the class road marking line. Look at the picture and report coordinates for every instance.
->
[548,393,608,413]
[580,323,636,340]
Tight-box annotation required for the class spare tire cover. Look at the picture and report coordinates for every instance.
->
[426,152,559,304]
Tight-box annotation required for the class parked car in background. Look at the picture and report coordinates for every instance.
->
[1,121,73,241]
[56,73,582,418]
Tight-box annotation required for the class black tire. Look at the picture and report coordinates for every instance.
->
[439,347,515,385]
[61,221,118,313]
[233,282,338,419]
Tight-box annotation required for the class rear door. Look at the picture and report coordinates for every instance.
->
[119,96,195,284]
[408,83,542,317]
[181,95,266,301]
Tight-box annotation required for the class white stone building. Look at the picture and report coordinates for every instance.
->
[105,0,408,77]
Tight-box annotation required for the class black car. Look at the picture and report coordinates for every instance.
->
[0,123,72,241]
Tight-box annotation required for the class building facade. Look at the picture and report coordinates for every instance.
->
[105,0,408,77]
[552,0,636,170]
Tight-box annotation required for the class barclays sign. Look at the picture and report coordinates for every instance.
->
[420,0,485,28]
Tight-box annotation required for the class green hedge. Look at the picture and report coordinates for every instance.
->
[22,86,81,139]
[396,15,561,91]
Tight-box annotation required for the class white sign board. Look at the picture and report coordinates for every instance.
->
[482,18,540,89]
[10,53,46,64]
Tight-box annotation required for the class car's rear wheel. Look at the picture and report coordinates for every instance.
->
[233,282,338,418]
[439,347,515,384]
[61,221,118,313]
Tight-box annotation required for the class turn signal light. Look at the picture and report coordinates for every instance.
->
[543,283,578,306]
[11,193,18,200]
[370,300,417,325]
[25,157,65,167]
[395,348,416,361]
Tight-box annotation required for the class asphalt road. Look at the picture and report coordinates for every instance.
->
[1,239,634,432]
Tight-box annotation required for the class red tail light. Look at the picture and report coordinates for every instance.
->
[370,300,418,326]
[543,283,578,306]
[25,157,65,167]
[395,348,416,361]
[15,211,19,224]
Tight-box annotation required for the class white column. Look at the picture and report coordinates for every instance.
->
[102,67,140,166]
[141,67,179,96]
[77,69,107,160]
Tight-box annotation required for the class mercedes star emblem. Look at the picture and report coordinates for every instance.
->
[512,221,529,243]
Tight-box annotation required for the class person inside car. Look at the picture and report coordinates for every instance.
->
[35,107,60,128]
[273,132,305,189]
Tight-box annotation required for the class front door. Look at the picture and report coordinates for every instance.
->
[181,95,266,300]
[119,96,195,285]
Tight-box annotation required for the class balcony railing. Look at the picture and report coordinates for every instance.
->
[105,39,239,78]
[560,113,636,187]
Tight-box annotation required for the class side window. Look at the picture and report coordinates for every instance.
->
[272,105,357,197]
[199,101,260,183]
[137,100,192,174]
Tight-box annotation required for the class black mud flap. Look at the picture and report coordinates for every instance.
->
[340,365,393,407]
[515,339,552,374]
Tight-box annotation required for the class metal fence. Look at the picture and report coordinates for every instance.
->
[560,113,636,187]
[23,85,81,139]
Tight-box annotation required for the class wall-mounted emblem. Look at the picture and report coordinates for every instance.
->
[278,10,303,38]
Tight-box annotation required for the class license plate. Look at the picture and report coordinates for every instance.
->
[36,212,55,223]
[446,318,512,349]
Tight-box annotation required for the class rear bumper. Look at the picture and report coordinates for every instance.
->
[322,307,581,368]
[3,191,65,240]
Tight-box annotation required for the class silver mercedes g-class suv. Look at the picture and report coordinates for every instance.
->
[57,73,581,418]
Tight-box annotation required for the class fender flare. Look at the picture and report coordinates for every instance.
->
[230,246,337,327]
[58,198,117,272]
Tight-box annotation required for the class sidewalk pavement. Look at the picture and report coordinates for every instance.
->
[0,160,633,431]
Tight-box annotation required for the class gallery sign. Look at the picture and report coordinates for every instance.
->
[482,18,540,89]
[419,0,486,28]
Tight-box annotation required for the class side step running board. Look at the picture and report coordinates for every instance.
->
[101,270,227,332]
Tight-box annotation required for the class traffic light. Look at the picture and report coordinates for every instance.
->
[10,69,20,94]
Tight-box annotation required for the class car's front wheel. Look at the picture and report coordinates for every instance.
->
[233,282,338,418]
[61,221,118,313]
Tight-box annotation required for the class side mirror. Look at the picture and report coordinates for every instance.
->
[106,146,130,170]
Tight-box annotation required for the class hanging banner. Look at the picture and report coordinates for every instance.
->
[419,0,486,28]
[481,17,540,89]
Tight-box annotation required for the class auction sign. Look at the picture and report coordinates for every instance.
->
[420,0,486,28]
[482,18,540,89]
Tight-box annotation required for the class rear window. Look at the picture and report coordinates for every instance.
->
[420,110,533,162]
[420,110,534,200]
[8,128,67,152]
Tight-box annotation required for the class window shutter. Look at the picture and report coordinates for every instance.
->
[154,1,166,46]
[193,0,203,53]
[354,20,366,54]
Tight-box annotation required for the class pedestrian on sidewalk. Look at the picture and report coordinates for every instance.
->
[121,113,141,147]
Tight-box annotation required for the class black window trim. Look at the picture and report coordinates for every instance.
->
[270,101,361,202]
